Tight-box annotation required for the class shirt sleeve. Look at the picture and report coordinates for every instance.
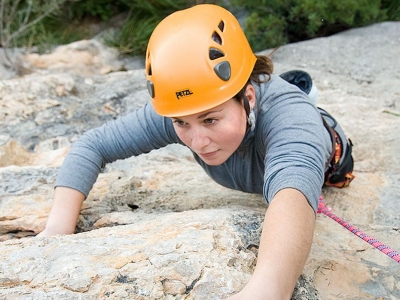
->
[260,77,329,212]
[55,102,181,197]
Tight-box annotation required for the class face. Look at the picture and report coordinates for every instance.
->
[171,98,247,166]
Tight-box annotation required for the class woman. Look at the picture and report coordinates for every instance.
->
[39,4,354,299]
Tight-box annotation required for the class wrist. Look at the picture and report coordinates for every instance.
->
[38,222,75,237]
[241,273,291,300]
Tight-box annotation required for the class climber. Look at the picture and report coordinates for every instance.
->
[38,4,354,299]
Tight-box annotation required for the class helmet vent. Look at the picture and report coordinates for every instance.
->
[147,80,155,98]
[210,30,224,60]
[212,31,222,45]
[147,65,152,76]
[218,21,225,32]
[209,48,225,60]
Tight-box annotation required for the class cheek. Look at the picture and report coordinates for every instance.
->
[173,126,190,145]
[225,112,247,145]
[228,109,247,136]
[223,127,244,146]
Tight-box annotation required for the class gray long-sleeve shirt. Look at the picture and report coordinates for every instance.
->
[55,75,332,212]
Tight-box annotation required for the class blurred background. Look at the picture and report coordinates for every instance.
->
[0,0,399,68]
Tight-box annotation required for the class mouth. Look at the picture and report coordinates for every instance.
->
[198,150,219,158]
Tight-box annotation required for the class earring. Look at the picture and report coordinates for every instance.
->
[247,109,256,131]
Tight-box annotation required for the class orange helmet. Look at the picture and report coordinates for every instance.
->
[145,4,257,117]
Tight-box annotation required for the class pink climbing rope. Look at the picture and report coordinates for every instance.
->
[317,196,400,264]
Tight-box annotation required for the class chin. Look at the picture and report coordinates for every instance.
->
[201,156,229,166]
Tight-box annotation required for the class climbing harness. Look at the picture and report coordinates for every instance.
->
[320,108,355,188]
[317,196,400,264]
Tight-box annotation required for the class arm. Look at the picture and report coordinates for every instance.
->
[38,104,180,237]
[37,187,85,236]
[228,188,315,299]
[226,78,323,298]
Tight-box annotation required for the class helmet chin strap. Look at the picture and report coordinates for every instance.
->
[243,94,251,117]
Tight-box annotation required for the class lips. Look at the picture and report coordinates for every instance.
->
[199,150,219,158]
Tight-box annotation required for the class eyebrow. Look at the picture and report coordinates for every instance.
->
[172,109,223,121]
[198,109,223,119]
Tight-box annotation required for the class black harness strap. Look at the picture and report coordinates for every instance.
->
[322,116,337,169]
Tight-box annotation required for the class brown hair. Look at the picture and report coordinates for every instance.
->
[234,55,274,100]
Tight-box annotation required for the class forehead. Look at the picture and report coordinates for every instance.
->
[171,98,239,120]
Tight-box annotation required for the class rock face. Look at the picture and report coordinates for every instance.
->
[1,22,400,299]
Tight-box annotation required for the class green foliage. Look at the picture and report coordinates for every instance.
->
[289,0,384,35]
[2,0,398,59]
[244,12,288,51]
[64,0,127,22]
[382,0,400,20]
[5,0,217,55]
[104,14,160,55]
[0,0,67,48]
[118,0,190,14]
[104,0,218,55]
[104,0,193,55]
[230,0,391,52]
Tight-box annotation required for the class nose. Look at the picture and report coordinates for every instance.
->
[189,126,211,150]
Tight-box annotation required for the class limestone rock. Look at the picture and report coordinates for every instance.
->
[0,207,321,299]
[24,39,125,75]
[1,22,400,299]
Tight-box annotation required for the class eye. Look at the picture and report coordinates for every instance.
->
[172,119,187,126]
[204,118,216,124]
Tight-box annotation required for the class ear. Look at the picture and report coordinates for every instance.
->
[245,84,256,109]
